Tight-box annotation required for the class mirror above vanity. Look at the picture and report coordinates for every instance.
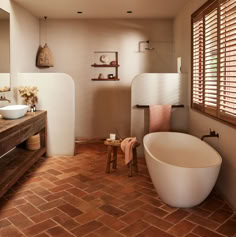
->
[0,9,10,92]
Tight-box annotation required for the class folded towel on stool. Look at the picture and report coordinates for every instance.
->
[149,104,171,133]
[121,137,137,165]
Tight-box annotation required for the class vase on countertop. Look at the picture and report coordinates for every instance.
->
[26,103,36,113]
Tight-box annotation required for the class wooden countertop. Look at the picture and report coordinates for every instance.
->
[0,111,46,135]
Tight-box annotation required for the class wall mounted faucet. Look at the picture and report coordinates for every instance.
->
[0,96,11,103]
[201,129,219,141]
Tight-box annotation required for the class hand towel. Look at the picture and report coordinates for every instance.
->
[149,105,171,133]
[121,137,137,165]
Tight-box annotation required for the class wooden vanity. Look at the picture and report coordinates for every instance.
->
[0,111,47,198]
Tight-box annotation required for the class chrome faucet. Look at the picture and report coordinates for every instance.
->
[0,95,11,103]
[201,129,219,141]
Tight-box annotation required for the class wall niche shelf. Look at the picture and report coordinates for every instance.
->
[91,51,119,81]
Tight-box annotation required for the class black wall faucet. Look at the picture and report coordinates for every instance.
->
[201,129,219,141]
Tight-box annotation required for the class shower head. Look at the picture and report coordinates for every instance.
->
[145,40,155,50]
[138,40,155,52]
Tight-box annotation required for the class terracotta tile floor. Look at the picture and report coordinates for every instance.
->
[0,143,235,237]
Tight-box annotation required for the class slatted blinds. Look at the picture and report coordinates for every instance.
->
[192,0,236,126]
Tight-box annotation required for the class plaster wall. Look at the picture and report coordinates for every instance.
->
[39,19,175,139]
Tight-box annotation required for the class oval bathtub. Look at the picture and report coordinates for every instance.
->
[143,132,222,208]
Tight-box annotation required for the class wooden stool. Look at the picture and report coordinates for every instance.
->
[104,140,140,177]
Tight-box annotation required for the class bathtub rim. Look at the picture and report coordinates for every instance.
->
[143,132,222,169]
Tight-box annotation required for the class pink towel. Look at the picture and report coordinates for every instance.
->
[149,105,171,133]
[121,137,137,165]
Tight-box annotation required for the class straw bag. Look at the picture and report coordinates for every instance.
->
[37,43,54,67]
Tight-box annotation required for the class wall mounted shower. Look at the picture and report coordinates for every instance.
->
[138,40,155,52]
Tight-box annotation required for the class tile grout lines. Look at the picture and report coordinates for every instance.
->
[0,143,235,237]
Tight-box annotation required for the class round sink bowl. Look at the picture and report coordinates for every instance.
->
[0,105,28,119]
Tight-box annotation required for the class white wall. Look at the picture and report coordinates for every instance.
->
[18,73,75,156]
[0,1,76,156]
[0,73,10,91]
[0,0,39,103]
[131,73,187,155]
[174,0,236,210]
[39,19,175,139]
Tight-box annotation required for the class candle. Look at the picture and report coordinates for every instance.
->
[110,133,116,140]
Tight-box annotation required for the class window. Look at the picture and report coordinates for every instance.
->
[191,0,236,126]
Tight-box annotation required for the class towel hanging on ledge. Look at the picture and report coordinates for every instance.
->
[149,105,171,133]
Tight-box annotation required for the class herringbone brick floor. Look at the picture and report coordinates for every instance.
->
[0,143,235,237]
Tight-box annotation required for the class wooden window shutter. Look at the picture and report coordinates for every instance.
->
[204,2,218,116]
[191,0,236,127]
[219,0,236,125]
[192,13,204,111]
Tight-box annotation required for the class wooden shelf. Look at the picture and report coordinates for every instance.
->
[91,78,120,81]
[0,147,46,197]
[0,111,47,198]
[91,64,120,68]
[91,51,119,81]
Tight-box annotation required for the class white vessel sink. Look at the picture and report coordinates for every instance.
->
[0,105,28,119]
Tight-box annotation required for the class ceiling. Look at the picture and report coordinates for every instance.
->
[13,0,189,19]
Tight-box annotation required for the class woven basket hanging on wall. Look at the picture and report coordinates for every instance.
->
[36,16,54,68]
[37,43,54,67]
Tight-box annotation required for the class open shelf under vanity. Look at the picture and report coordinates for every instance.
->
[0,111,47,198]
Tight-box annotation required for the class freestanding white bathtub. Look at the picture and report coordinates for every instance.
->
[143,132,222,208]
